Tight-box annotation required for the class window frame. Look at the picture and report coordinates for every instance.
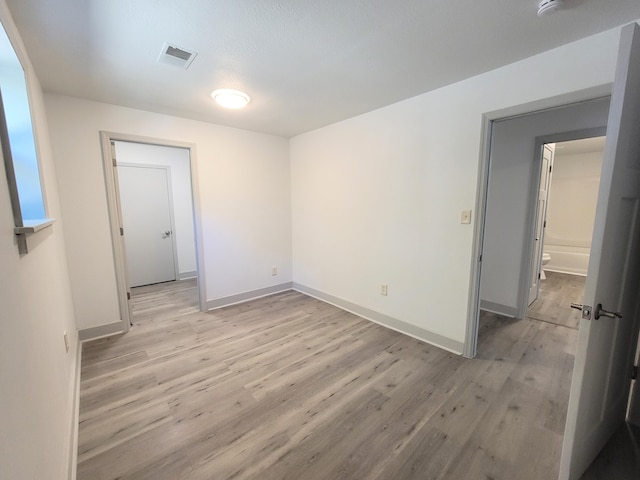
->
[0,20,53,254]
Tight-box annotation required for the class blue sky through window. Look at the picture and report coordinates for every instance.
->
[0,22,45,220]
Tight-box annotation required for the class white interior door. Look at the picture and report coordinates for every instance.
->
[118,164,177,287]
[528,144,554,305]
[559,22,640,480]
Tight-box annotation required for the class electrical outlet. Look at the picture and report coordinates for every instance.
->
[63,331,70,353]
[271,266,278,276]
[380,284,388,296]
[461,210,472,224]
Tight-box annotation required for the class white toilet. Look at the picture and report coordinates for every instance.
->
[541,252,551,280]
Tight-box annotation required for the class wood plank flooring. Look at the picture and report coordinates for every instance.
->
[78,279,581,480]
[528,271,585,330]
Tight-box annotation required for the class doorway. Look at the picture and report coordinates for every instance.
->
[472,96,610,343]
[527,137,605,330]
[100,132,207,332]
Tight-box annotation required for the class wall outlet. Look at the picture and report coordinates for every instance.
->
[461,209,472,224]
[271,266,278,276]
[63,331,70,353]
[380,284,388,296]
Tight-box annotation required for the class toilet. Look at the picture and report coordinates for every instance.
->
[541,252,551,280]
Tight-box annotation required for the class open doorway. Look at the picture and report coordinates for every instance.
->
[527,137,605,330]
[471,96,610,348]
[100,132,206,332]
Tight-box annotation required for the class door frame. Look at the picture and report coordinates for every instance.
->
[464,86,611,358]
[118,162,180,286]
[100,131,207,332]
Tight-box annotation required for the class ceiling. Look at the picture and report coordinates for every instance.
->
[5,0,640,138]
[555,136,606,155]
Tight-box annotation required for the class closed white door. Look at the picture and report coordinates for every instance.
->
[528,144,554,305]
[118,164,177,287]
[559,23,640,480]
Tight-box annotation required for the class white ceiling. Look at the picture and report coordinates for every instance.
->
[6,0,640,138]
[555,136,606,155]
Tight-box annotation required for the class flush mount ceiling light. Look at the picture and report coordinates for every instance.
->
[211,89,251,109]
[537,0,564,16]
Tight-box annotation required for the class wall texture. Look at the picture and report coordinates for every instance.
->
[0,2,79,479]
[44,95,292,331]
[290,26,623,350]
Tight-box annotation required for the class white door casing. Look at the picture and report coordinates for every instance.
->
[559,22,640,480]
[528,144,554,305]
[118,164,178,287]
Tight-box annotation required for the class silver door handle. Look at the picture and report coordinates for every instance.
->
[594,303,622,320]
[161,230,172,238]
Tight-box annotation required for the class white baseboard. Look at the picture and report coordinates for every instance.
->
[78,321,124,342]
[293,283,464,355]
[206,282,294,310]
[544,267,587,277]
[178,271,197,280]
[67,339,82,480]
[479,300,518,318]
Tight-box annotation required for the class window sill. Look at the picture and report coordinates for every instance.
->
[14,218,55,234]
[14,218,55,254]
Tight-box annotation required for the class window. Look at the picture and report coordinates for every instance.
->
[0,20,50,253]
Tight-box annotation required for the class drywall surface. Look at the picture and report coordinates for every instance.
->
[481,99,609,315]
[544,149,603,276]
[291,25,624,346]
[114,141,197,278]
[44,94,292,330]
[0,2,79,479]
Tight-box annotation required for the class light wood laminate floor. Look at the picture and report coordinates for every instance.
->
[77,278,631,479]
[528,271,585,330]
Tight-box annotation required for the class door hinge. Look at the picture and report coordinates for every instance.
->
[479,254,482,262]
[120,227,124,236]
[544,220,547,228]
[127,291,131,301]
[538,273,541,279]
[549,165,553,173]
[632,365,638,380]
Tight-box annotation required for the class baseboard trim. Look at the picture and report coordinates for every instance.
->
[207,282,294,310]
[178,270,197,280]
[68,339,81,480]
[78,321,124,342]
[292,283,464,355]
[544,267,587,277]
[480,300,518,318]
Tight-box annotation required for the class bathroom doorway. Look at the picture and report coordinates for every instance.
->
[527,136,605,329]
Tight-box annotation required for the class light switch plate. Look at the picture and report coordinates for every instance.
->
[461,210,472,224]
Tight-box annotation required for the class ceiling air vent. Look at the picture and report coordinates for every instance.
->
[157,42,197,69]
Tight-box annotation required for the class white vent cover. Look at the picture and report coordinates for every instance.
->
[157,42,197,69]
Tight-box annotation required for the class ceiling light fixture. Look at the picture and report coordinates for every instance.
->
[211,89,251,109]
[537,0,564,17]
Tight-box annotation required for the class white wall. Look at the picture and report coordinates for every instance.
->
[114,141,197,278]
[44,95,292,331]
[0,2,79,479]
[544,148,603,276]
[290,25,626,350]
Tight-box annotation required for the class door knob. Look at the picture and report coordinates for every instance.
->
[594,303,622,320]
